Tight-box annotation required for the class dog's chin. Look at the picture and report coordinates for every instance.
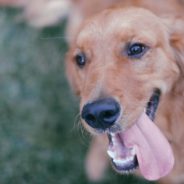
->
[107,89,161,174]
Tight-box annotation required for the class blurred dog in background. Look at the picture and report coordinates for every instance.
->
[0,0,70,27]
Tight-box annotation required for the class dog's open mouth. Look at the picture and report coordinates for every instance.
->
[107,90,174,180]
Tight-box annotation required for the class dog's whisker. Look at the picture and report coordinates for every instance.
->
[72,113,81,130]
[77,119,92,147]
[73,113,89,139]
[71,113,90,146]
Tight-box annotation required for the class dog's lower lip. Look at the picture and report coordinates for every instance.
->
[111,155,138,173]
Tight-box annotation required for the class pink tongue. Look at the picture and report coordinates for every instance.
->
[122,112,174,180]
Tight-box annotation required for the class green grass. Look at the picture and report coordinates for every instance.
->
[0,8,156,184]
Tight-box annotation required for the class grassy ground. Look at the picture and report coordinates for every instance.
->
[0,8,156,184]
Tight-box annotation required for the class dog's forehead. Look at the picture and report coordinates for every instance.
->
[77,8,165,46]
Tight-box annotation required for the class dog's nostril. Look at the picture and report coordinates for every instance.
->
[81,98,120,129]
[101,109,119,125]
[103,110,116,118]
[86,114,96,123]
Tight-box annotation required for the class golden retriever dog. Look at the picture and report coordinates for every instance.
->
[2,0,184,183]
[0,0,70,27]
[65,0,184,184]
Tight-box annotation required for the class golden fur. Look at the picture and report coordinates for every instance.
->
[66,1,184,184]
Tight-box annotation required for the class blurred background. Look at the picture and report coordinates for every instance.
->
[0,5,155,184]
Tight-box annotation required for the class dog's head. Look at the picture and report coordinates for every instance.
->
[66,7,184,180]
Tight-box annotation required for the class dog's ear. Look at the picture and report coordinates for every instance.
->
[165,17,184,74]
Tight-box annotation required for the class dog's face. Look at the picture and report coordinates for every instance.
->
[66,7,180,180]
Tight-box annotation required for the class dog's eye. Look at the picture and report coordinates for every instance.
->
[75,53,86,68]
[127,43,148,59]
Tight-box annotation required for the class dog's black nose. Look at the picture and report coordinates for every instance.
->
[81,98,120,129]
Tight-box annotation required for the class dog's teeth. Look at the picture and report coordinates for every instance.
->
[126,157,134,162]
[110,132,116,136]
[113,157,134,165]
[107,150,116,158]
[112,137,119,145]
[113,158,126,164]
[111,136,116,141]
